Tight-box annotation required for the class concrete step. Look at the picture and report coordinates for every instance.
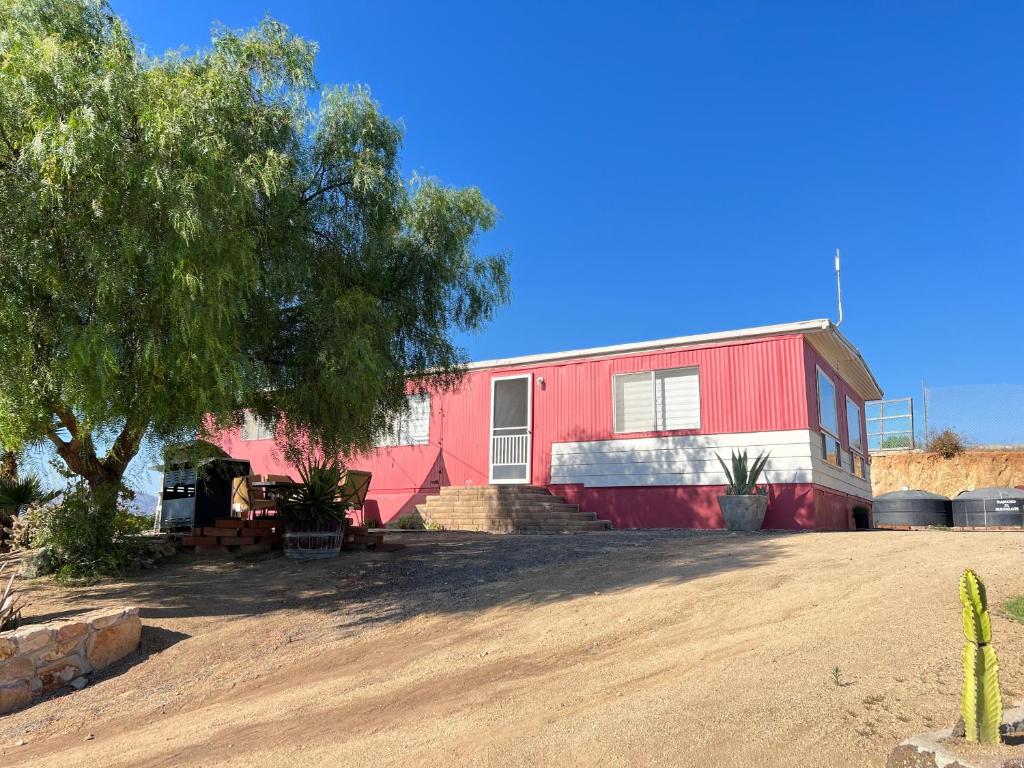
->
[416,506,596,519]
[419,514,598,528]
[426,521,608,533]
[432,488,554,499]
[420,501,581,513]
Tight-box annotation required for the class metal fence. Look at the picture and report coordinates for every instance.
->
[866,397,915,452]
[868,384,1024,452]
[921,383,1024,448]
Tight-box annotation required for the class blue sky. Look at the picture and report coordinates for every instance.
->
[110,1,1023,447]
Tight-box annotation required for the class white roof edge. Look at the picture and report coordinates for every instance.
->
[466,318,833,370]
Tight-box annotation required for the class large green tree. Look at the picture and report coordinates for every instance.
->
[0,1,509,494]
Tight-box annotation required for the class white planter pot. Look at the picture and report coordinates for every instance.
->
[717,494,768,532]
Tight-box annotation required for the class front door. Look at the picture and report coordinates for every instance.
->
[489,374,532,484]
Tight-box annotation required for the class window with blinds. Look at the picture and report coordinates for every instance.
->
[376,394,431,447]
[241,411,275,441]
[613,367,700,433]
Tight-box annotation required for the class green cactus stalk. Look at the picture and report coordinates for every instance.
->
[959,569,1002,744]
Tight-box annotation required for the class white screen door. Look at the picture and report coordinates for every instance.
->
[489,374,532,483]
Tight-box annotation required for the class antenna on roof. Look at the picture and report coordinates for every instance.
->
[834,248,844,327]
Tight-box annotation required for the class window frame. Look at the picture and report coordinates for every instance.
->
[816,366,839,438]
[612,365,701,435]
[240,410,275,442]
[846,396,864,456]
[815,366,842,469]
[375,393,431,448]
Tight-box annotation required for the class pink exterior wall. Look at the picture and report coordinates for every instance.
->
[217,333,874,530]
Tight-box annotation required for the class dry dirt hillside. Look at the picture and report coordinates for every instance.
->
[872,449,1024,498]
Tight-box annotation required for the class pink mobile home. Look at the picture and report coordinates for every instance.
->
[219,319,882,530]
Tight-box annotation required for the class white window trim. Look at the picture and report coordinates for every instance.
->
[612,366,701,435]
[846,395,864,456]
[376,394,431,447]
[241,410,275,441]
[816,366,839,438]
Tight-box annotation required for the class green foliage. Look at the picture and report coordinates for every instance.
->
[30,482,145,581]
[395,514,422,530]
[878,435,913,450]
[1002,595,1024,624]
[927,428,968,459]
[424,519,446,531]
[715,450,771,496]
[959,569,1002,744]
[276,457,349,525]
[830,666,843,687]
[0,475,55,524]
[0,1,509,489]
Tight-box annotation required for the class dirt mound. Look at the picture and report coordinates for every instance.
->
[872,450,1024,498]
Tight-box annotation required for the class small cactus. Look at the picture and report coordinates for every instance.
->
[959,569,1002,743]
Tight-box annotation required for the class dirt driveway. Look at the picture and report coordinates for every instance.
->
[1,529,1023,768]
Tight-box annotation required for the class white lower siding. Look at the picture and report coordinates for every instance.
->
[550,429,872,500]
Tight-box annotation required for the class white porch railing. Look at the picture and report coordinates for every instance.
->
[491,433,529,466]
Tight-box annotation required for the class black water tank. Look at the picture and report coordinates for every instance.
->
[872,489,953,527]
[952,487,1024,527]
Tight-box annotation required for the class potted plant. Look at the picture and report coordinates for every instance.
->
[277,457,351,560]
[715,449,771,531]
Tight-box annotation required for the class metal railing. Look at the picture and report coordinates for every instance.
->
[867,397,915,452]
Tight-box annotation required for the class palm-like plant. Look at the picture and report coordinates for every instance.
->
[0,475,51,510]
[276,457,350,525]
[716,450,771,496]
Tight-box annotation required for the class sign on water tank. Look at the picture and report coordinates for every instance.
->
[993,498,1024,513]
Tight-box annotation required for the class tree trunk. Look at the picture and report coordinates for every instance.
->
[45,417,144,501]
[0,451,16,481]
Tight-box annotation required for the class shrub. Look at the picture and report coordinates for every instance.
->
[396,514,422,530]
[7,502,49,551]
[424,520,446,531]
[31,483,147,582]
[926,428,967,459]
[277,457,349,525]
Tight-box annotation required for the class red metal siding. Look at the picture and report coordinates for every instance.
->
[803,340,869,461]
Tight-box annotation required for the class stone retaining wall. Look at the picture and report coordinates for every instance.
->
[0,606,141,714]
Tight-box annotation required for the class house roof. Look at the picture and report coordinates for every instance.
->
[467,318,884,401]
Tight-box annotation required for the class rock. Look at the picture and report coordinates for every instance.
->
[56,622,88,643]
[69,676,87,690]
[0,680,31,714]
[20,546,55,579]
[37,656,85,693]
[0,638,16,661]
[85,615,141,669]
[85,609,129,631]
[952,717,966,738]
[0,656,34,684]
[11,625,54,655]
[84,733,94,741]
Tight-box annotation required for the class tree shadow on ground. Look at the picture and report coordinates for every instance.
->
[19,530,796,634]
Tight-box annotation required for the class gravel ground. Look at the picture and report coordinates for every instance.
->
[2,529,1024,768]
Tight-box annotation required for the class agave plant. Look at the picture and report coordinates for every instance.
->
[716,450,770,496]
[0,563,24,631]
[276,457,350,525]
